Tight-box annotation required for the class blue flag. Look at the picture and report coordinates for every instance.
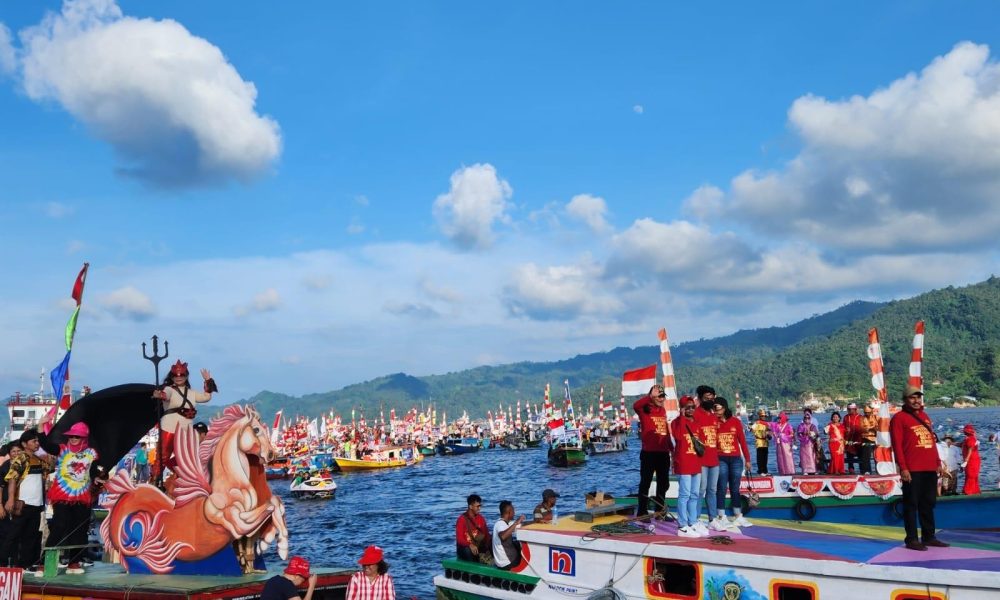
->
[50,350,71,398]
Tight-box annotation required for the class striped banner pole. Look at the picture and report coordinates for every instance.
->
[657,328,680,421]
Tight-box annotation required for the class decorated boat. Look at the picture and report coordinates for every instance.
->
[264,456,291,480]
[289,472,337,499]
[583,433,627,455]
[547,431,586,467]
[438,435,482,455]
[335,445,423,471]
[434,511,1000,599]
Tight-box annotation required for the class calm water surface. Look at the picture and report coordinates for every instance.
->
[269,407,1000,599]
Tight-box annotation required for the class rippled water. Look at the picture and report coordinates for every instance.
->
[270,407,1000,599]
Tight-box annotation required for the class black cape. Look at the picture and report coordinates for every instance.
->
[49,383,158,471]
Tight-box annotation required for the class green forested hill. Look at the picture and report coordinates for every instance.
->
[241,278,1000,421]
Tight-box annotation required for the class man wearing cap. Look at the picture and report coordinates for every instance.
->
[261,555,318,600]
[533,489,560,523]
[3,429,51,573]
[633,384,673,517]
[750,408,772,475]
[860,405,879,475]
[890,385,949,551]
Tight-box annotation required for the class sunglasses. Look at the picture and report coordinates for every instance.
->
[656,393,666,399]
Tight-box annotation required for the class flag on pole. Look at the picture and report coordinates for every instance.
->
[46,263,89,432]
[563,380,575,421]
[621,364,657,396]
[866,328,889,405]
[867,328,894,474]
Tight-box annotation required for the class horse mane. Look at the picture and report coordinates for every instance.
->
[199,404,258,466]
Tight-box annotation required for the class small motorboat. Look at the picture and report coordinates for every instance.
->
[290,472,337,500]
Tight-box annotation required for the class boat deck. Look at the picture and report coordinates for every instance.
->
[522,513,1000,578]
[21,562,353,600]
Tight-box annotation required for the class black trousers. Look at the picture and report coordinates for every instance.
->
[638,450,670,516]
[4,504,43,568]
[756,447,769,474]
[901,471,938,544]
[46,503,91,564]
[859,443,874,474]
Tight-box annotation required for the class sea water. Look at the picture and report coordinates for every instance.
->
[270,406,1000,599]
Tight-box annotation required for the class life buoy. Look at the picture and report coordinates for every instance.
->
[890,498,905,519]
[794,498,817,521]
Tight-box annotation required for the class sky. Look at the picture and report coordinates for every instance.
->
[1,1,998,402]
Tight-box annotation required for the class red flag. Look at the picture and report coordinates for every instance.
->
[71,263,89,306]
[621,364,657,396]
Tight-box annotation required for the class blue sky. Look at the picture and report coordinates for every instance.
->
[1,1,998,401]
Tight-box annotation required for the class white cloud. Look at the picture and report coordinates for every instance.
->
[0,23,14,75]
[45,201,74,218]
[354,194,369,207]
[383,301,440,319]
[503,260,622,321]
[236,288,281,316]
[702,42,1000,253]
[566,194,611,234]
[632,104,644,114]
[346,217,365,235]
[101,285,155,320]
[433,163,513,250]
[17,0,281,187]
[301,274,332,291]
[66,239,85,254]
[420,278,462,304]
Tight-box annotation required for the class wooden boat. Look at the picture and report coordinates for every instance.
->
[435,510,1000,599]
[547,431,586,467]
[264,456,290,480]
[418,444,437,456]
[437,436,481,455]
[584,434,627,455]
[334,446,423,471]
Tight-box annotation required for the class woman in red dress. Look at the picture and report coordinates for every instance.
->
[961,423,981,495]
[824,412,846,475]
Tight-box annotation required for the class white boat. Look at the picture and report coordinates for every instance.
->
[435,509,1000,599]
[289,473,337,499]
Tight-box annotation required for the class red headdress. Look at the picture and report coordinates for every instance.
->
[169,360,189,377]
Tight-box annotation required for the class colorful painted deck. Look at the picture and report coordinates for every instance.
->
[435,513,1000,599]
[21,562,352,600]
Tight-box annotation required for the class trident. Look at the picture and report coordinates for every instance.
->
[142,335,169,489]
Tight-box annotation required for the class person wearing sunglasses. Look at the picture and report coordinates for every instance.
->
[633,385,673,518]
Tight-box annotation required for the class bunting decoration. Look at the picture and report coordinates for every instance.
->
[867,328,895,475]
[46,263,89,432]
[657,327,680,421]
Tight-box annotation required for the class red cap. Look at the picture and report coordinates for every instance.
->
[358,545,384,565]
[964,423,976,435]
[284,556,311,578]
[169,360,189,377]
[679,395,696,407]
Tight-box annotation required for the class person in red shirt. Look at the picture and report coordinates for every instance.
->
[890,385,949,551]
[455,494,489,562]
[715,398,753,528]
[693,385,723,532]
[843,403,863,474]
[633,384,673,517]
[961,424,981,495]
[670,396,704,537]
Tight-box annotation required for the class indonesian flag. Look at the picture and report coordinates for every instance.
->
[622,364,657,396]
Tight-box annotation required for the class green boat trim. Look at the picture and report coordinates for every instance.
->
[439,558,540,598]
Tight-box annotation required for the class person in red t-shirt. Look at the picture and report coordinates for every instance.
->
[694,385,726,532]
[671,396,703,537]
[715,398,753,528]
[961,424,981,495]
[890,385,949,551]
[633,384,673,517]
[455,494,489,561]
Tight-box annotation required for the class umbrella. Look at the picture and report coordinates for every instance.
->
[49,383,158,471]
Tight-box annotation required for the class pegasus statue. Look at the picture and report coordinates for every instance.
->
[100,405,289,575]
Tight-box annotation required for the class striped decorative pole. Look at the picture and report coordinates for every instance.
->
[908,320,925,391]
[658,328,680,421]
[867,328,895,475]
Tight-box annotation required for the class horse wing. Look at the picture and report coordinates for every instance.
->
[173,423,211,505]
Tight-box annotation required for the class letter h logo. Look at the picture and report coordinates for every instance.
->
[548,546,575,576]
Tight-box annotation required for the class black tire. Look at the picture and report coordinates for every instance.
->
[793,498,817,521]
[890,498,905,519]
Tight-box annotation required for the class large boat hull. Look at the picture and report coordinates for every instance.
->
[547,448,586,467]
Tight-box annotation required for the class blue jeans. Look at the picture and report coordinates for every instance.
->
[699,464,719,517]
[717,455,744,516]
[677,473,702,528]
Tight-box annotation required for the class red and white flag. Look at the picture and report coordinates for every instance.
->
[657,328,680,421]
[621,364,657,396]
[908,320,925,392]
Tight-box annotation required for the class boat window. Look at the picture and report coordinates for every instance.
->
[26,410,36,419]
[771,581,816,600]
[11,410,24,418]
[645,559,699,598]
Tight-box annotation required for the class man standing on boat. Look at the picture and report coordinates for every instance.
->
[844,403,863,474]
[860,405,879,475]
[693,385,720,530]
[633,384,673,518]
[890,385,949,551]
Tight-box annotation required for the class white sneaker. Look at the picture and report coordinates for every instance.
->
[677,526,701,538]
[693,521,710,536]
[710,517,728,531]
[733,515,753,527]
